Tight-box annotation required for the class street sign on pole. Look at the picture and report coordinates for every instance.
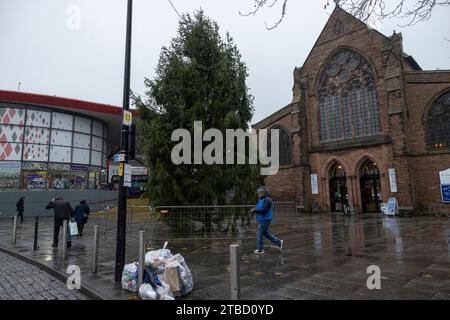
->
[114,153,126,163]
[123,110,133,127]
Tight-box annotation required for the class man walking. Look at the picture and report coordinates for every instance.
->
[250,187,283,255]
[16,197,25,224]
[46,197,74,248]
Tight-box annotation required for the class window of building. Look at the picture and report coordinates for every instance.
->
[319,49,380,142]
[48,163,71,190]
[70,165,89,190]
[267,126,293,166]
[0,161,21,189]
[22,162,48,190]
[426,90,450,151]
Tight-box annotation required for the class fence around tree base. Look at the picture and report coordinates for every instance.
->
[98,202,298,243]
[148,202,298,242]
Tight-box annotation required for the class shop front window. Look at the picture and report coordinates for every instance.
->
[48,163,71,190]
[89,167,100,189]
[22,162,48,190]
[70,165,88,190]
[0,161,21,189]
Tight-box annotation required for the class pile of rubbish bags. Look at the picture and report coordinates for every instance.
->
[121,242,193,300]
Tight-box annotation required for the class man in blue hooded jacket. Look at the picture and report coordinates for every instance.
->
[250,187,283,255]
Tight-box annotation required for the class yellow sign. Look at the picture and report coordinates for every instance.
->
[123,110,133,127]
[119,162,124,177]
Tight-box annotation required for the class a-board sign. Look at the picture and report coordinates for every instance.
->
[386,197,399,216]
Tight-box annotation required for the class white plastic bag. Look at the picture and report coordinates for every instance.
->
[172,254,193,296]
[157,280,175,300]
[121,263,139,292]
[145,249,172,273]
[69,220,78,236]
[139,283,158,300]
[139,281,174,300]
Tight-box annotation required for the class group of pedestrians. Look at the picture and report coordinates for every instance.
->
[16,197,90,248]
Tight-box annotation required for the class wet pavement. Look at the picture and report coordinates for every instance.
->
[0,213,449,300]
[0,250,88,300]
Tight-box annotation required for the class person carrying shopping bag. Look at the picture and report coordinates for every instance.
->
[46,197,74,248]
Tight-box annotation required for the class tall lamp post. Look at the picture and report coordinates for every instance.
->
[115,0,133,282]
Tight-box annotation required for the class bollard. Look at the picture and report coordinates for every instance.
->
[33,215,39,251]
[62,220,68,260]
[230,244,240,300]
[92,225,100,273]
[138,230,145,287]
[128,207,133,230]
[12,216,18,246]
[103,206,109,235]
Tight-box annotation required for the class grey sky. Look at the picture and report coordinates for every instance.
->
[1,0,449,123]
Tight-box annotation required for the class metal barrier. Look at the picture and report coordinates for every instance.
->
[96,202,297,243]
[148,202,297,241]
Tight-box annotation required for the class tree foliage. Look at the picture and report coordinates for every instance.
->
[242,0,450,30]
[135,10,260,207]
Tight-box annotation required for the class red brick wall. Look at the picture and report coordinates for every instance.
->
[254,7,450,213]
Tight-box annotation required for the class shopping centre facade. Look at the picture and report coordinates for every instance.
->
[0,90,143,217]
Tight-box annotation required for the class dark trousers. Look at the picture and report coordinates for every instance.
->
[17,210,24,223]
[77,223,85,235]
[53,219,71,245]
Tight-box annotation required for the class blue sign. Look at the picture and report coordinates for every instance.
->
[114,153,126,163]
[386,197,398,216]
[441,185,450,203]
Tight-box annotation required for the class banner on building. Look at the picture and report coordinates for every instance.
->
[310,174,318,195]
[439,168,450,203]
[388,168,397,193]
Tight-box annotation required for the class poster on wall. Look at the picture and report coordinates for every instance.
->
[439,168,450,203]
[310,174,318,195]
[388,168,398,193]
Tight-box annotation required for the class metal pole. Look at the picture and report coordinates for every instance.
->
[62,220,67,260]
[230,244,240,300]
[138,230,145,287]
[12,216,17,246]
[115,0,133,282]
[33,215,39,251]
[92,225,100,273]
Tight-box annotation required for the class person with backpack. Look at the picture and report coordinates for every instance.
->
[250,187,283,255]
[16,197,25,224]
[73,199,90,236]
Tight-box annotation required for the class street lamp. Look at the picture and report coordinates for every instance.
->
[115,0,133,282]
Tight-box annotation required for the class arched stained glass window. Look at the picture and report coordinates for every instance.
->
[319,49,380,142]
[267,126,292,166]
[426,90,450,150]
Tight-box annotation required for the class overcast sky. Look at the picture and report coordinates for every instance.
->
[1,0,449,123]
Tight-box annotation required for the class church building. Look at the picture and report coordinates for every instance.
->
[253,6,450,214]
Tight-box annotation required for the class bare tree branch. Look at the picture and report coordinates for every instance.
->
[242,0,450,29]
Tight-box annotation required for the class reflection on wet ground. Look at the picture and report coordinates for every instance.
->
[0,213,449,300]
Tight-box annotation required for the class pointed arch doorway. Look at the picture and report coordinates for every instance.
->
[329,163,348,212]
[360,160,382,213]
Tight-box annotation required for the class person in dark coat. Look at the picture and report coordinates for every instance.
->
[74,199,90,236]
[46,197,74,248]
[16,197,25,224]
